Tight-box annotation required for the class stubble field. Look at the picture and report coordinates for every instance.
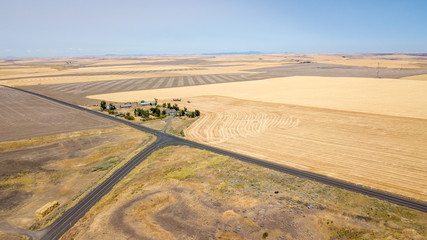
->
[90,75,427,202]
[0,87,115,142]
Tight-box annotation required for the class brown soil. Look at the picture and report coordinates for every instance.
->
[0,133,115,176]
[61,146,427,240]
[0,87,115,142]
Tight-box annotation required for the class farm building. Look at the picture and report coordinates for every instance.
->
[139,102,154,106]
[165,109,177,115]
[120,104,132,108]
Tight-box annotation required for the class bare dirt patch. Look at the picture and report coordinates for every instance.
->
[61,146,427,240]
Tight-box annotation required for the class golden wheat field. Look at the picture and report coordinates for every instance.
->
[90,76,427,201]
[183,96,427,201]
[88,76,427,119]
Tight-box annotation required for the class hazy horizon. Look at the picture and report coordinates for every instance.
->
[2,0,427,58]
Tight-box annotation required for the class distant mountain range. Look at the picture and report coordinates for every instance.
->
[201,51,263,55]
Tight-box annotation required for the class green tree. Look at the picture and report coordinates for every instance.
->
[100,100,106,110]
[195,110,200,116]
[162,103,166,108]
[173,104,179,111]
[109,103,116,110]
[167,103,171,109]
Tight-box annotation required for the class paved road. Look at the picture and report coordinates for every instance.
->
[1,85,426,240]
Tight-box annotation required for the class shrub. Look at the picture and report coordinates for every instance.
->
[125,115,135,120]
[262,232,269,239]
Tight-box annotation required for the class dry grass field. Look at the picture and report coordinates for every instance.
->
[89,76,427,202]
[0,125,151,238]
[61,146,427,240]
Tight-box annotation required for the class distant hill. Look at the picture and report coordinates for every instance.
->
[201,51,263,55]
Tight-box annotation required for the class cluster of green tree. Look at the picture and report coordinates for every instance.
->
[161,102,201,118]
[150,107,162,117]
[175,108,200,118]
[100,101,116,110]
[124,112,134,120]
[134,108,150,118]
[162,102,180,111]
[134,107,168,119]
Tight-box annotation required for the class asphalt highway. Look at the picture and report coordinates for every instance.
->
[1,85,425,240]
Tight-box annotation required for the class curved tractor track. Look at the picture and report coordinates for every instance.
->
[1,85,425,240]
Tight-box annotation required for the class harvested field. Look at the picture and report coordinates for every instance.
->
[182,96,427,201]
[0,67,205,81]
[24,73,257,95]
[307,53,427,69]
[19,73,262,105]
[90,74,427,201]
[18,63,427,105]
[88,76,427,119]
[62,146,427,240]
[0,87,115,142]
[1,54,424,107]
[402,73,427,81]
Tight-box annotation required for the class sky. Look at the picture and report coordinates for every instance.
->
[1,0,427,57]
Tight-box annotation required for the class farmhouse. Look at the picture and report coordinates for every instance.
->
[165,109,177,115]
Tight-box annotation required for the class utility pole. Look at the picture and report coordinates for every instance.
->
[376,61,380,78]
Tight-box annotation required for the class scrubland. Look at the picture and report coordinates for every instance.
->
[62,146,427,240]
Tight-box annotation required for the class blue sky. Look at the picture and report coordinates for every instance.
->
[1,0,426,57]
